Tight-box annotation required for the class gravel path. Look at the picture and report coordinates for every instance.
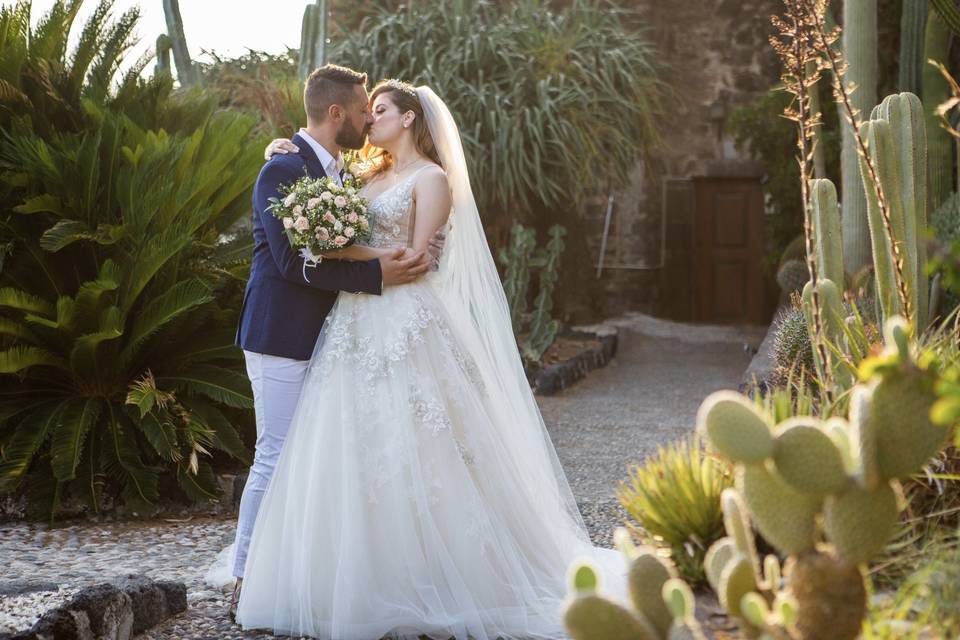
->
[1,313,765,639]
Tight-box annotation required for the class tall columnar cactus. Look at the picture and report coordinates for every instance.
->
[809,179,844,289]
[498,224,536,336]
[161,0,198,87]
[801,278,850,387]
[524,225,565,364]
[696,316,951,640]
[899,0,928,94]
[840,0,878,274]
[154,34,172,78]
[563,532,707,640]
[298,0,328,81]
[858,92,929,328]
[923,8,954,212]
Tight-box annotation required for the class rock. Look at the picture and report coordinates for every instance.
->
[26,607,94,640]
[154,581,187,615]
[65,584,133,640]
[111,576,171,635]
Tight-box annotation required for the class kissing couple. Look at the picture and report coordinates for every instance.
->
[208,63,625,639]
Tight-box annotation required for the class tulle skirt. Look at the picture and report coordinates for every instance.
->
[234,282,625,639]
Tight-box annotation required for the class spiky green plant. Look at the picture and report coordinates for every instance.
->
[617,436,733,585]
[298,0,328,81]
[497,223,566,365]
[331,0,663,223]
[770,304,816,387]
[923,8,953,213]
[0,0,263,520]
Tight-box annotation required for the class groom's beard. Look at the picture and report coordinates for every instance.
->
[335,120,368,150]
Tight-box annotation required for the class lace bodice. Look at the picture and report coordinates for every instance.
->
[361,170,423,249]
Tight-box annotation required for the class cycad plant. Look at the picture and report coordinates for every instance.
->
[0,1,264,520]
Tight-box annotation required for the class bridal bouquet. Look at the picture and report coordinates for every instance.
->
[267,173,371,261]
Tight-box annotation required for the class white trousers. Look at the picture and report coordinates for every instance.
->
[233,350,309,578]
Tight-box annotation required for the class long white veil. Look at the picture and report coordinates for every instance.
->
[416,86,590,544]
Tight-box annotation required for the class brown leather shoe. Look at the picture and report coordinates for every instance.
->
[228,578,242,622]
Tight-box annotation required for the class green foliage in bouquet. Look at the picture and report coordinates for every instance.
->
[617,436,733,586]
[0,1,264,520]
[331,0,663,222]
[498,223,565,365]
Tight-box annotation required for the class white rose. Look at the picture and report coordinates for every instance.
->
[334,195,348,208]
[333,220,343,232]
[292,205,303,216]
[320,191,334,201]
[283,193,297,207]
[282,217,294,229]
[344,227,355,238]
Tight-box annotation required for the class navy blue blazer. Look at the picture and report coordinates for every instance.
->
[235,133,382,361]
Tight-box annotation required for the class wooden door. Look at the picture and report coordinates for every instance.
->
[693,177,769,324]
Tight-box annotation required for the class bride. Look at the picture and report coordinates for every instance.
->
[229,80,624,639]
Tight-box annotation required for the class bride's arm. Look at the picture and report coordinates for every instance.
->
[320,244,393,261]
[410,167,452,256]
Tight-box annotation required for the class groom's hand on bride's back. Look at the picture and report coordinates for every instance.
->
[380,248,431,286]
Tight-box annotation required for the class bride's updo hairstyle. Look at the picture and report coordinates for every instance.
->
[360,79,441,178]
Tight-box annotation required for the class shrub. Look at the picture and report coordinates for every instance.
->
[0,1,264,520]
[617,436,733,585]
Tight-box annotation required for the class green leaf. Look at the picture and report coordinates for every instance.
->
[182,396,250,464]
[135,410,179,462]
[0,288,54,315]
[0,400,68,490]
[105,406,159,504]
[50,397,102,482]
[39,219,125,252]
[70,305,122,373]
[0,317,38,342]
[120,278,213,363]
[0,345,67,373]
[158,365,253,409]
[176,458,218,503]
[14,194,63,215]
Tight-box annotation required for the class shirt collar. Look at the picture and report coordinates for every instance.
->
[298,128,343,175]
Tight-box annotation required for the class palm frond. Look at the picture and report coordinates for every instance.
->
[50,396,101,481]
[0,399,67,490]
[0,344,66,372]
[120,278,213,364]
[158,364,254,409]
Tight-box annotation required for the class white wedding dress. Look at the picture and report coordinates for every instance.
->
[228,88,626,639]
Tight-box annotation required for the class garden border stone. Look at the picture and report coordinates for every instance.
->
[529,329,619,396]
[1,576,186,640]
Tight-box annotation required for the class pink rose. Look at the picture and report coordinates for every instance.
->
[323,212,336,224]
[347,212,359,223]
[283,193,297,207]
[334,195,348,208]
[307,197,322,209]
[292,205,303,216]
[344,227,355,238]
[316,228,330,241]
[334,235,348,246]
[294,216,310,231]
[282,217,294,229]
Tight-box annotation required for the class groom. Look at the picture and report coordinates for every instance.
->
[231,64,435,614]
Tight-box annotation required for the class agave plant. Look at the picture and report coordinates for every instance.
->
[0,0,263,520]
[616,436,733,585]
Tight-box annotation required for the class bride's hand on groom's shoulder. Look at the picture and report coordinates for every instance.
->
[264,138,299,161]
[380,248,431,286]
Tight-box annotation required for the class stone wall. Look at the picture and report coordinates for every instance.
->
[579,0,783,321]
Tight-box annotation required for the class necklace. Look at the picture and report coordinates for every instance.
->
[392,156,423,178]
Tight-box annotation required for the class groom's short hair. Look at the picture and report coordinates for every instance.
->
[304,64,368,123]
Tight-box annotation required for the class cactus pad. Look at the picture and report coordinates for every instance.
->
[823,481,900,565]
[772,419,849,496]
[737,465,819,556]
[699,391,774,464]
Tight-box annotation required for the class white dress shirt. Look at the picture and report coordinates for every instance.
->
[298,128,343,186]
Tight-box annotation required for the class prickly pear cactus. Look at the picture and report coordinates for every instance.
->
[695,316,951,640]
[563,530,707,640]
